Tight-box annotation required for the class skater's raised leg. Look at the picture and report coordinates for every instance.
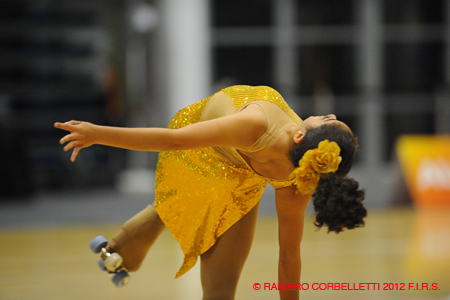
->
[107,205,165,272]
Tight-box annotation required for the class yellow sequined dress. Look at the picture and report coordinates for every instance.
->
[154,85,302,278]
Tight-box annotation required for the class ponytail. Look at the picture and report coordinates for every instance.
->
[289,123,366,233]
[313,175,366,233]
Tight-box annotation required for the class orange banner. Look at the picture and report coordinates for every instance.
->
[396,135,450,207]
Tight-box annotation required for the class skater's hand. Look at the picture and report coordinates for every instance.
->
[54,120,97,162]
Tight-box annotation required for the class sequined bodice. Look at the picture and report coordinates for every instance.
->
[205,85,302,189]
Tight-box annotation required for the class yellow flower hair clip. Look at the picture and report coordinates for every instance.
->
[290,139,342,195]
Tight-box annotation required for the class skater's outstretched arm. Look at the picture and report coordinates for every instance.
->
[55,104,267,162]
[275,186,312,300]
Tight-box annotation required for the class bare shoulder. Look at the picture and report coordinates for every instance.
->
[235,103,269,140]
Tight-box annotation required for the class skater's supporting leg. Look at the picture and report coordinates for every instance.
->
[200,202,260,300]
[108,205,165,272]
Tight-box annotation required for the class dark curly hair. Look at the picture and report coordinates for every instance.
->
[289,124,366,234]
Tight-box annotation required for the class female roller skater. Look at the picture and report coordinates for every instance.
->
[55,85,366,300]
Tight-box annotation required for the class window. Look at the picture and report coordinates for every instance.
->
[211,0,272,27]
[213,46,273,87]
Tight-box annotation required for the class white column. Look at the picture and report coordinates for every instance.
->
[160,0,211,121]
[273,0,297,102]
[357,0,384,167]
[354,0,390,207]
[154,0,211,290]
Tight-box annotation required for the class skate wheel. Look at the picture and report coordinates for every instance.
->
[111,270,130,287]
[97,258,107,271]
[104,252,123,272]
[89,236,108,254]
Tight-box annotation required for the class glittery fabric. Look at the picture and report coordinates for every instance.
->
[222,85,299,122]
[154,85,299,278]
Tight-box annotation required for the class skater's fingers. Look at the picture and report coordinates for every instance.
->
[60,133,74,145]
[64,141,77,152]
[55,121,90,162]
[71,147,81,162]
[54,122,67,130]
[62,141,83,161]
[68,120,82,125]
[54,122,75,132]
[54,120,82,131]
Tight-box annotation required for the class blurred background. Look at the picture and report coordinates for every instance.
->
[0,0,449,299]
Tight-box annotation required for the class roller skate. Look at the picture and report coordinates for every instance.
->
[89,236,130,287]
